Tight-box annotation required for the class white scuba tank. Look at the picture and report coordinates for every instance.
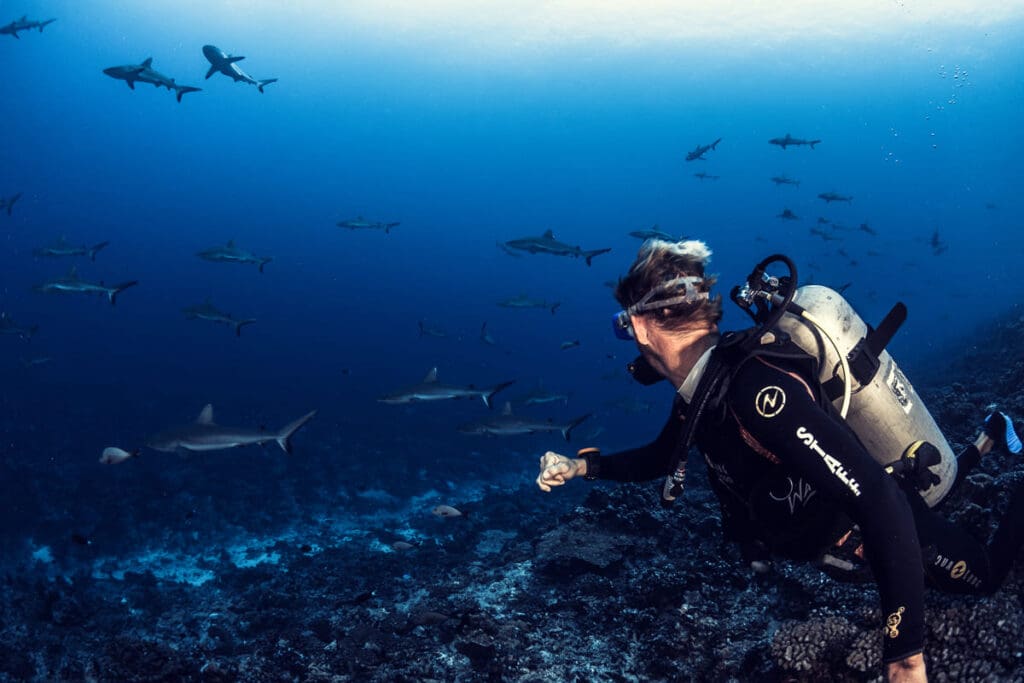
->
[774,285,956,506]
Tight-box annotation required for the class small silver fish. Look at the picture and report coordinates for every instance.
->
[100,447,139,465]
[432,505,463,518]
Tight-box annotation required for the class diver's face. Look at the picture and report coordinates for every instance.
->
[630,316,671,378]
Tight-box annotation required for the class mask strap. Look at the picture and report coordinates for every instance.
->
[627,276,708,315]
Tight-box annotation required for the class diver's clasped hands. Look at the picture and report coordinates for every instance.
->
[536,451,584,492]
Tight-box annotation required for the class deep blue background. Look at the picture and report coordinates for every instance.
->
[1,2,1022,552]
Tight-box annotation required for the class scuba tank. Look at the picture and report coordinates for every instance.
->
[730,255,956,506]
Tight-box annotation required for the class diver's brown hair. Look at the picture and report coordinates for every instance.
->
[614,239,723,330]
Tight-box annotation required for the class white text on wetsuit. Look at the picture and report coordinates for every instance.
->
[795,426,862,497]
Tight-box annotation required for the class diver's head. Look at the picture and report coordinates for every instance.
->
[613,239,722,384]
[613,239,722,337]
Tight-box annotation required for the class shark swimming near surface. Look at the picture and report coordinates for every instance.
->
[33,236,109,261]
[497,295,560,314]
[182,299,256,337]
[685,138,722,161]
[818,192,853,204]
[1,16,55,39]
[33,266,138,305]
[417,320,447,338]
[103,57,202,102]
[146,404,316,454]
[337,217,400,233]
[628,225,677,241]
[502,230,611,266]
[770,175,801,187]
[202,45,277,93]
[517,383,570,407]
[196,240,272,273]
[1,192,22,216]
[769,133,821,149]
[457,403,591,441]
[378,368,515,408]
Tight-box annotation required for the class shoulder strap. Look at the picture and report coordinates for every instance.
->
[661,345,735,507]
[660,327,816,508]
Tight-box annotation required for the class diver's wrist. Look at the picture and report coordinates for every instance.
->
[573,458,587,477]
[576,447,601,480]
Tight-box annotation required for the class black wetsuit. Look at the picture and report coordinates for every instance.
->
[591,347,1024,664]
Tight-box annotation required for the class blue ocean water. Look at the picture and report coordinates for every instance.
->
[1,0,1022,631]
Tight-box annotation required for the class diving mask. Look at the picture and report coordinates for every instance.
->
[611,275,708,341]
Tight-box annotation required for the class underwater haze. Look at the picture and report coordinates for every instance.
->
[1,0,1023,680]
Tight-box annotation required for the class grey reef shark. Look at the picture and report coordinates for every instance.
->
[103,57,201,102]
[203,45,277,93]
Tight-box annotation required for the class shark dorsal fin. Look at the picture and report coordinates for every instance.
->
[197,404,215,424]
[142,57,153,68]
[542,229,554,239]
[501,402,513,416]
[423,367,439,383]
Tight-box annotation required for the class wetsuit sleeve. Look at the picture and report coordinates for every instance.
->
[594,402,681,482]
[729,357,925,663]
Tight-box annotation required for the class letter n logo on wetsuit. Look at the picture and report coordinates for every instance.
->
[755,386,787,418]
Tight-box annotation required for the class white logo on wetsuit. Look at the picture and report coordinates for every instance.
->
[755,386,786,418]
[795,426,862,497]
[769,477,816,514]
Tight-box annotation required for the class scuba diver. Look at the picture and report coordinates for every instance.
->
[536,238,1024,683]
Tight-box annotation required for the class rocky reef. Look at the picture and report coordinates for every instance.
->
[1,310,1022,682]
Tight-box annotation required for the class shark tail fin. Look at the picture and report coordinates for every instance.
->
[810,140,821,149]
[108,281,139,306]
[550,302,561,315]
[176,86,201,102]
[257,78,278,94]
[25,325,39,340]
[235,319,257,337]
[258,257,272,273]
[275,410,317,454]
[585,248,612,266]
[385,222,400,234]
[89,241,110,261]
[6,192,20,215]
[561,414,593,442]
[483,380,516,409]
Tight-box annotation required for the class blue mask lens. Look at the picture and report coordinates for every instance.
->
[612,311,634,340]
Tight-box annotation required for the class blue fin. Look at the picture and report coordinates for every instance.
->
[985,411,1022,454]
